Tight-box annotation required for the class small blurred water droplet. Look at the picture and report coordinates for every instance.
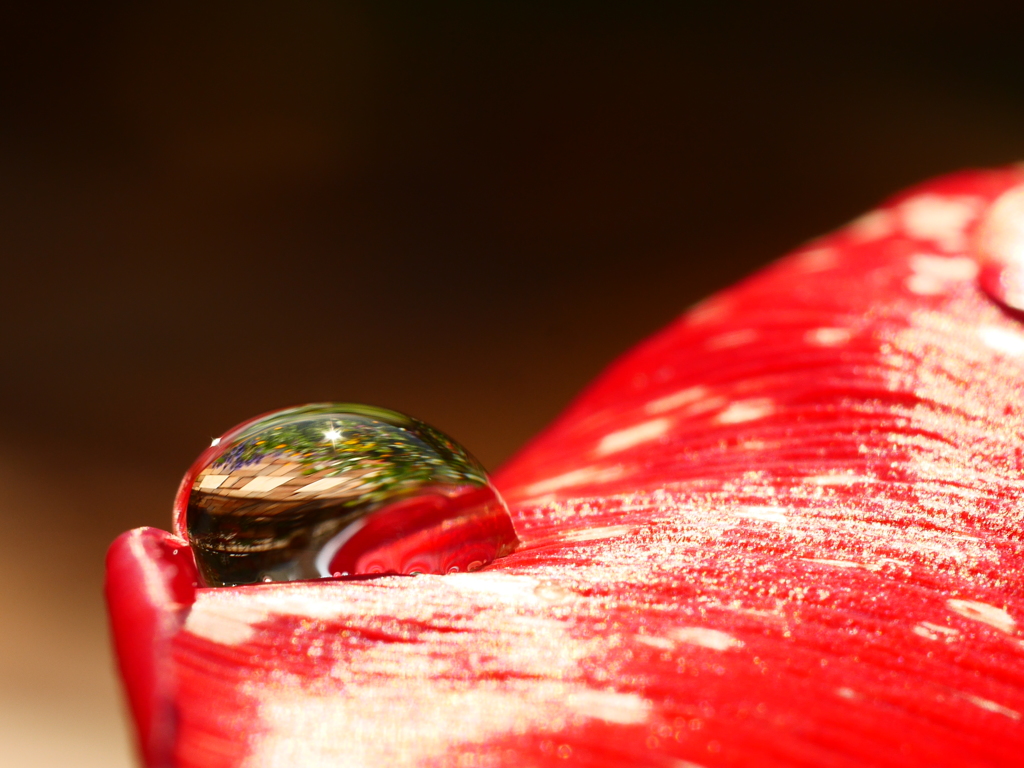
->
[977,184,1024,314]
[175,403,519,587]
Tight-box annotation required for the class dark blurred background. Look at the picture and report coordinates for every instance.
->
[2,2,1023,764]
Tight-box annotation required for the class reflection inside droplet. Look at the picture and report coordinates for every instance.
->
[174,403,519,587]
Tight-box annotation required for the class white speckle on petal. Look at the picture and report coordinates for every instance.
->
[737,438,769,451]
[835,687,860,700]
[188,586,366,647]
[921,621,959,636]
[960,693,1021,720]
[906,254,979,295]
[806,473,873,486]
[635,634,675,651]
[670,627,744,651]
[846,209,895,241]
[801,558,864,569]
[685,299,731,325]
[906,273,949,295]
[533,583,575,603]
[899,194,983,252]
[796,246,840,271]
[805,327,852,347]
[249,680,646,768]
[682,395,728,417]
[947,599,1016,634]
[674,761,711,768]
[913,622,961,641]
[909,253,979,281]
[734,506,788,524]
[446,573,545,605]
[706,329,759,351]
[186,586,374,647]
[596,417,671,456]
[645,385,709,414]
[523,465,626,496]
[979,325,1024,357]
[184,603,269,646]
[715,398,774,425]
[564,690,652,725]
[558,525,634,543]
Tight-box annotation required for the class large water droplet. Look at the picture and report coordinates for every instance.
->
[977,184,1024,314]
[174,404,519,587]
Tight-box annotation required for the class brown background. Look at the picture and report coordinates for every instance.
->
[2,3,1024,765]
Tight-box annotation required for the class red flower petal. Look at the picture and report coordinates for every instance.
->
[109,167,1024,767]
[105,527,196,767]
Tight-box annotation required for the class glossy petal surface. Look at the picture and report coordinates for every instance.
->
[108,168,1024,767]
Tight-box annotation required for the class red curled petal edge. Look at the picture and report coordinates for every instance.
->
[105,528,196,768]
[108,166,1024,768]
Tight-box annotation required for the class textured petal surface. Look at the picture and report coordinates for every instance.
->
[110,167,1024,767]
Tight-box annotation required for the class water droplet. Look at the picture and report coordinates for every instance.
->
[174,403,519,587]
[977,184,1024,314]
